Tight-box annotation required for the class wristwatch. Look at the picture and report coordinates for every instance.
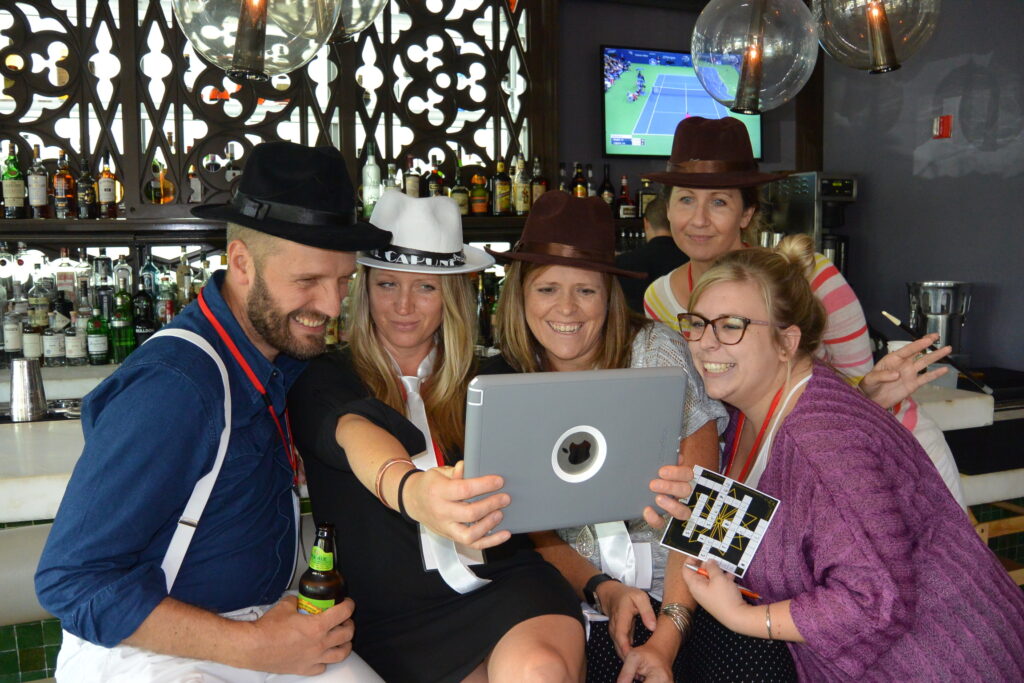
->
[583,573,619,613]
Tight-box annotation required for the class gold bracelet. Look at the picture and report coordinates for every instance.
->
[659,603,694,640]
[374,457,413,510]
[765,604,774,640]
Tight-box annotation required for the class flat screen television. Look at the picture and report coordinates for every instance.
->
[601,45,762,159]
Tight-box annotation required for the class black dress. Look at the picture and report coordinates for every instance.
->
[288,350,583,683]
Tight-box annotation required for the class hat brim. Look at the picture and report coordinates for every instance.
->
[643,170,788,189]
[486,246,647,280]
[191,203,392,251]
[357,244,495,275]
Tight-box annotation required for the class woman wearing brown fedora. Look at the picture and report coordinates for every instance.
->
[484,191,733,683]
[642,117,965,509]
[289,191,586,682]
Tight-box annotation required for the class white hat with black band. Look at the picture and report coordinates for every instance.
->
[358,190,494,275]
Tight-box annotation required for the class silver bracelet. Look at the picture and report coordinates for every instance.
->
[660,602,694,640]
[765,604,774,640]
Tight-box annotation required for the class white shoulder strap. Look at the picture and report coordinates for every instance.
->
[148,329,232,592]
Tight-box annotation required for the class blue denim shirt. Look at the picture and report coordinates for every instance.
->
[35,270,307,647]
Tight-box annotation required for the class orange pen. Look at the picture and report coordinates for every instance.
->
[684,563,761,600]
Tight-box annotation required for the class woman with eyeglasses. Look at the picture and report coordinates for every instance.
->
[677,234,1024,680]
[642,116,965,509]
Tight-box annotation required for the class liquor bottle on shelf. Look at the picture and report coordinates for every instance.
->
[97,156,119,218]
[86,308,109,365]
[203,154,221,172]
[361,141,382,218]
[75,279,93,324]
[52,150,76,219]
[113,255,133,292]
[21,310,43,361]
[3,310,22,363]
[297,522,346,615]
[109,307,135,363]
[426,155,445,197]
[598,164,615,208]
[635,178,656,218]
[27,264,51,331]
[403,154,420,197]
[64,311,88,366]
[139,246,160,300]
[616,175,637,219]
[585,164,596,197]
[469,174,489,216]
[155,271,176,324]
[132,281,157,345]
[52,289,73,330]
[513,154,530,216]
[530,157,548,206]
[3,141,26,219]
[76,156,97,219]
[571,162,587,198]
[383,163,398,191]
[113,270,132,319]
[52,248,77,302]
[187,153,202,204]
[557,162,568,194]
[42,311,66,367]
[224,145,242,183]
[449,157,469,216]
[491,160,512,216]
[26,144,50,219]
[175,247,191,308]
[92,247,115,321]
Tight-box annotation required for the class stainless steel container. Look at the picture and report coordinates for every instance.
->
[907,281,972,355]
[9,357,48,422]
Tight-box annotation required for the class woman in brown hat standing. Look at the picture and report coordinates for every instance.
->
[484,191,736,683]
[642,116,965,509]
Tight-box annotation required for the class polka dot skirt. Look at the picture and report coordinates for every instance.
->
[585,599,797,683]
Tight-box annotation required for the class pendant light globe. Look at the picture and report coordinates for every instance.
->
[172,0,342,81]
[692,0,820,115]
[813,0,940,74]
[329,0,392,44]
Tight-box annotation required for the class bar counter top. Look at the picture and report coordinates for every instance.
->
[0,372,998,524]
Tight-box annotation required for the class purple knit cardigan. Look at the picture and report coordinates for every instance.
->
[739,363,1024,681]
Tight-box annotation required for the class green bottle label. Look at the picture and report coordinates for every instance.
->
[309,546,334,572]
[297,595,335,615]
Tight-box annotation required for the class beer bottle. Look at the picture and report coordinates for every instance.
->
[298,522,345,615]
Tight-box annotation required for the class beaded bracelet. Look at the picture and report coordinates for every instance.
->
[397,468,422,524]
[374,457,413,510]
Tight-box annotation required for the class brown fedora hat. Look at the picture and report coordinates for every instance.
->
[486,192,645,279]
[644,117,787,189]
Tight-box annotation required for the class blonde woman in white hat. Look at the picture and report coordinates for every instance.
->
[289,190,586,683]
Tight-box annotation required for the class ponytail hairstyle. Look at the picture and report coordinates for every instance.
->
[688,233,827,360]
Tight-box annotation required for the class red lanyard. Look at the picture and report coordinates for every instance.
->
[723,386,784,483]
[197,289,299,487]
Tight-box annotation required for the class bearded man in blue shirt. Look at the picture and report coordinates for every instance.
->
[35,141,394,681]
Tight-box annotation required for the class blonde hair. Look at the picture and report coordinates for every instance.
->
[346,265,478,460]
[494,261,646,372]
[688,233,826,359]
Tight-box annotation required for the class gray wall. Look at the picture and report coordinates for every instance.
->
[823,0,1023,369]
[557,0,797,192]
[560,0,1023,370]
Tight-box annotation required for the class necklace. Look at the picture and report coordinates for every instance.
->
[723,385,785,483]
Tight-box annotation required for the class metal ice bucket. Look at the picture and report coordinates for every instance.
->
[9,357,48,422]
[907,281,972,355]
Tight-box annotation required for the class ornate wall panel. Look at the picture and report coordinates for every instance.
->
[0,0,556,220]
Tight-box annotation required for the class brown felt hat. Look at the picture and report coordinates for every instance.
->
[644,117,787,189]
[486,192,645,279]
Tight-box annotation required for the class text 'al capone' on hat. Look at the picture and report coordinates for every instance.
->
[643,116,788,189]
[191,141,392,252]
[486,192,646,279]
[358,190,494,274]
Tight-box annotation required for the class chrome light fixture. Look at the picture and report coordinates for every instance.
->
[692,0,820,115]
[813,0,941,74]
[172,0,342,81]
[329,0,392,44]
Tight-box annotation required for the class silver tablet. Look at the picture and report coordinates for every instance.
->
[463,367,687,534]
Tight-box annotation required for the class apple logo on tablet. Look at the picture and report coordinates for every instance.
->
[564,440,592,465]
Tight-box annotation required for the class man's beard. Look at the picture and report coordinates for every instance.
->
[246,269,326,360]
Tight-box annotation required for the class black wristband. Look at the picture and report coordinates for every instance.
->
[583,572,619,609]
[397,468,420,524]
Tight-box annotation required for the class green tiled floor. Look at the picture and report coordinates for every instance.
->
[0,619,60,682]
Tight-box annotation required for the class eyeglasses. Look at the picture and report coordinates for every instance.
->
[677,313,782,345]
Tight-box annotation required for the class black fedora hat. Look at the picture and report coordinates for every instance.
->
[192,141,391,251]
[486,192,645,279]
[644,117,787,189]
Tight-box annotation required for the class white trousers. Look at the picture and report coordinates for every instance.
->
[55,604,384,683]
